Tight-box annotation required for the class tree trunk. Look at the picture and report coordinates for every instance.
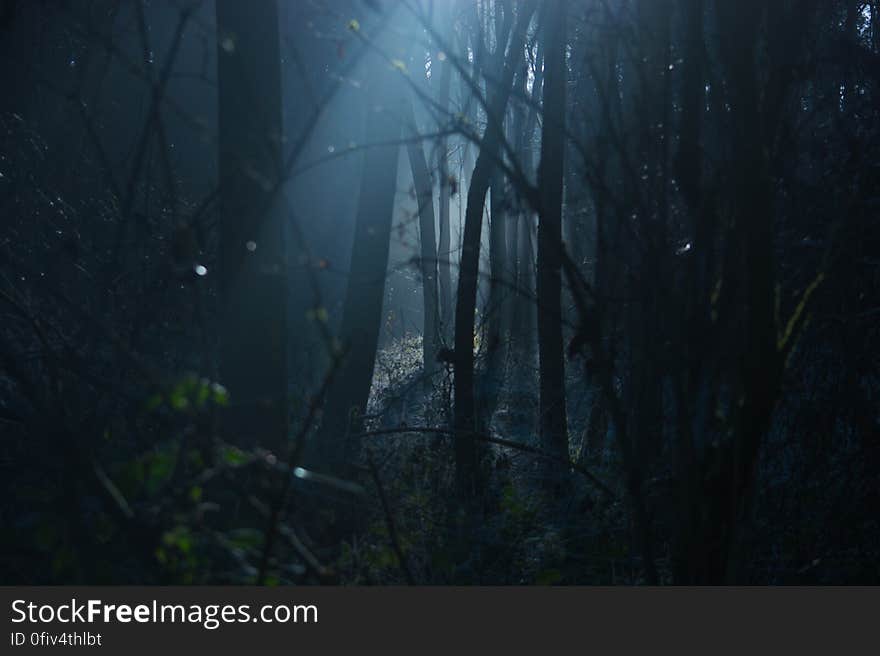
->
[453,1,534,496]
[670,0,790,584]
[536,0,569,477]
[479,165,508,420]
[403,98,440,383]
[435,6,455,342]
[506,88,523,336]
[216,0,287,453]
[317,52,404,473]
[510,46,542,362]
[670,0,711,586]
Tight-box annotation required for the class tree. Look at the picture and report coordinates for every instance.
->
[216,0,287,453]
[435,2,456,341]
[453,0,534,496]
[478,166,508,419]
[403,97,440,383]
[317,39,405,474]
[536,0,569,480]
[509,46,542,363]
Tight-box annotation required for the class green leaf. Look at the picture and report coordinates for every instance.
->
[169,388,190,410]
[219,445,248,466]
[163,526,193,555]
[144,444,177,493]
[211,382,229,406]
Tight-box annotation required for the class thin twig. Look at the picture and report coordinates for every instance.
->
[354,425,616,498]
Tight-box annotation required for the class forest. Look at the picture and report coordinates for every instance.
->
[0,0,878,586]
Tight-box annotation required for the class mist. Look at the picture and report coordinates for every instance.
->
[1,0,878,586]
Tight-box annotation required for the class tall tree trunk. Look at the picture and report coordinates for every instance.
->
[516,214,537,362]
[716,0,779,583]
[510,46,542,362]
[403,98,440,383]
[671,0,706,586]
[317,51,404,473]
[216,0,287,453]
[671,0,797,583]
[436,5,455,342]
[580,4,659,583]
[480,164,508,420]
[506,81,523,336]
[843,0,861,110]
[624,0,670,488]
[453,1,534,496]
[536,0,569,477]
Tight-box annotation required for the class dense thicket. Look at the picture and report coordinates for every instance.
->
[1,0,877,585]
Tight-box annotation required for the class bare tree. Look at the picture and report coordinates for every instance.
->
[404,97,440,383]
[453,0,534,496]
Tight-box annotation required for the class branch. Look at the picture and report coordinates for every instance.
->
[366,451,415,585]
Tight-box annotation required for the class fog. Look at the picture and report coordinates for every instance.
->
[1,0,878,586]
